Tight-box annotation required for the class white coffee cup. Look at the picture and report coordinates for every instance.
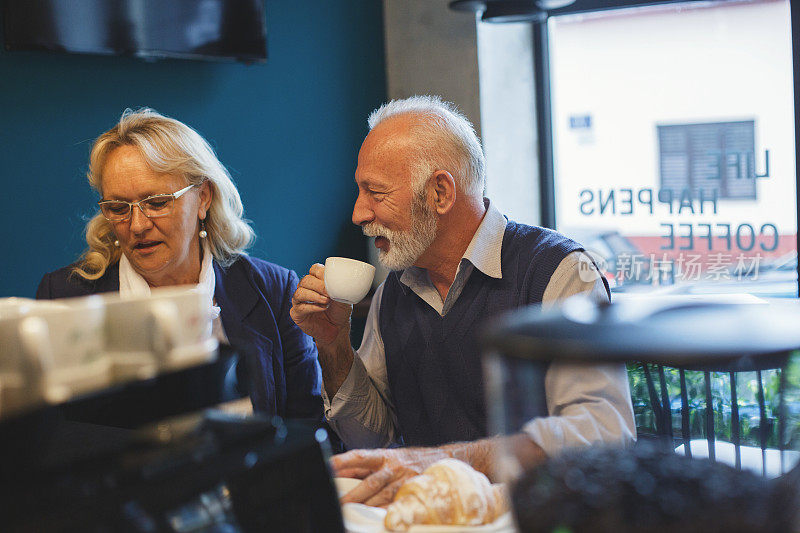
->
[32,296,108,400]
[0,312,53,417]
[146,286,218,370]
[100,286,217,378]
[0,296,107,410]
[324,257,376,304]
[32,297,105,367]
[0,297,44,320]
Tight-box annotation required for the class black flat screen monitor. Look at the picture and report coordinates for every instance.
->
[3,0,267,63]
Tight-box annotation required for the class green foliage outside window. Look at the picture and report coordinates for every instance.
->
[627,351,800,450]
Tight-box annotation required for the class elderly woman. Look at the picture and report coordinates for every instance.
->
[36,108,322,419]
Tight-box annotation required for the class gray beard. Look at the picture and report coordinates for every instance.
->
[362,194,438,271]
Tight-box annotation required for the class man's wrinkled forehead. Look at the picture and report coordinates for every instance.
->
[361,113,428,163]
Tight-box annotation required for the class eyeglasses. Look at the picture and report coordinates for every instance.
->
[98,184,196,222]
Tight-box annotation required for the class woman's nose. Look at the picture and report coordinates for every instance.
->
[129,205,153,233]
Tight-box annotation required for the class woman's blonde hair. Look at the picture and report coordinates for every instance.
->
[74,108,255,280]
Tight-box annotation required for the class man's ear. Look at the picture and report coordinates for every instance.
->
[430,170,456,215]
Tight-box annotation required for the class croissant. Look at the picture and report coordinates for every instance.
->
[383,458,507,531]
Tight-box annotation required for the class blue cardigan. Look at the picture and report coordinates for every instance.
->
[36,255,323,420]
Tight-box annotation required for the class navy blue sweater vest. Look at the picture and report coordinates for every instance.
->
[379,221,589,446]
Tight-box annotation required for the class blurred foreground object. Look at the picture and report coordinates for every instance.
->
[483,295,800,481]
[512,443,800,533]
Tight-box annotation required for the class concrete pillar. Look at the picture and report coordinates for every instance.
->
[477,21,541,226]
[382,0,481,134]
[382,1,541,227]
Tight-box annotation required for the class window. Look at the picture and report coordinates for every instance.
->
[542,0,798,462]
[547,0,796,296]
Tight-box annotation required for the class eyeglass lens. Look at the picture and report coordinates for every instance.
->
[100,195,175,221]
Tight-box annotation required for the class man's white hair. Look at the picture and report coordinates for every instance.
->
[367,95,486,197]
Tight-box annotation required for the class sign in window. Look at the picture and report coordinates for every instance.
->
[550,0,796,297]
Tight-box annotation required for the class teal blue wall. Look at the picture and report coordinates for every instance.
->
[0,1,385,297]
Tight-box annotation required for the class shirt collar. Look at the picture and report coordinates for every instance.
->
[462,198,506,279]
[398,198,507,290]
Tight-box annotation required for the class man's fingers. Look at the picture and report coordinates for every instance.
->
[340,468,394,504]
[335,467,374,480]
[298,273,328,296]
[309,263,325,279]
[292,285,330,306]
[331,450,385,473]
[365,478,407,508]
[289,302,330,320]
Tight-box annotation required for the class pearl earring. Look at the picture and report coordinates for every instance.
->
[114,240,120,247]
[199,218,207,239]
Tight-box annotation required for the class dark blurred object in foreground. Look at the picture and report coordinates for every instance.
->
[512,443,800,533]
[0,412,343,532]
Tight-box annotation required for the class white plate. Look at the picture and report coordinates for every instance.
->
[341,504,516,533]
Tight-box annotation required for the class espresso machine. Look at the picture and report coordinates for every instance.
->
[0,346,345,533]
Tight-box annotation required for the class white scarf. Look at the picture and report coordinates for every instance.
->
[118,241,226,340]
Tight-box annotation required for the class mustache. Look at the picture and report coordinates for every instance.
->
[362,223,392,238]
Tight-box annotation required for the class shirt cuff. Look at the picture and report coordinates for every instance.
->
[521,398,637,458]
[522,414,572,458]
[521,361,636,457]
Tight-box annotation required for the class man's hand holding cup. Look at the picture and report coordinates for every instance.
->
[291,258,375,397]
[290,258,375,348]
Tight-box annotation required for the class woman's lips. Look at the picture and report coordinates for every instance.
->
[133,241,161,253]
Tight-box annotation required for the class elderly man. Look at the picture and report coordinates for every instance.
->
[290,95,634,506]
